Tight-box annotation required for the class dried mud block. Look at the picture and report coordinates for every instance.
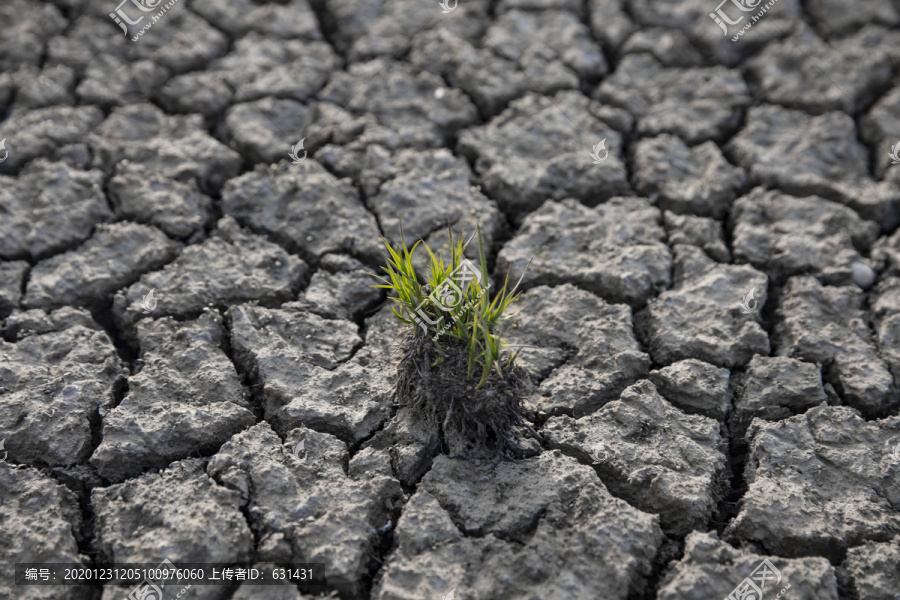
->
[375,451,663,599]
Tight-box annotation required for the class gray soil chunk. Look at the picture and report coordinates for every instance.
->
[92,458,254,565]
[632,135,746,219]
[658,531,837,600]
[222,98,345,165]
[108,161,214,239]
[871,278,900,388]
[45,16,127,70]
[849,25,900,70]
[839,538,900,600]
[229,304,361,373]
[90,103,242,194]
[52,143,92,171]
[663,211,731,262]
[773,275,895,417]
[222,160,382,266]
[229,303,390,444]
[361,407,441,487]
[457,92,632,218]
[0,0,67,71]
[215,35,338,102]
[482,9,608,83]
[595,54,750,143]
[206,423,404,598]
[861,83,900,180]
[725,404,900,561]
[728,105,900,230]
[627,0,803,67]
[496,198,671,307]
[729,356,826,444]
[10,64,77,109]
[24,222,181,311]
[589,0,637,50]
[263,351,393,445]
[641,245,770,368]
[157,70,235,117]
[166,34,338,115]
[295,114,399,182]
[0,105,104,174]
[362,148,503,254]
[322,59,479,149]
[376,451,663,599]
[746,29,892,114]
[3,305,101,338]
[730,188,880,285]
[0,260,28,318]
[189,0,323,40]
[874,229,900,276]
[497,0,582,11]
[543,380,727,535]
[322,0,487,61]
[497,285,650,416]
[90,311,256,483]
[0,71,12,110]
[77,55,171,107]
[0,160,110,261]
[621,28,705,67]
[124,6,229,74]
[0,307,126,466]
[807,0,899,38]
[0,464,87,600]
[410,10,607,117]
[295,257,384,321]
[113,217,307,341]
[349,447,394,480]
[359,306,441,486]
[649,359,731,420]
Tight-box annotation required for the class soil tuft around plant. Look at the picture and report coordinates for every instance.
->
[394,326,533,457]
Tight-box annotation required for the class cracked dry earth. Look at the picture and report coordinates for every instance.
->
[2,0,900,599]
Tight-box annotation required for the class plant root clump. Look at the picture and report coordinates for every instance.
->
[395,328,533,457]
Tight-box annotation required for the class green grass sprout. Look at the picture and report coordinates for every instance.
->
[371,226,528,389]
[371,225,533,456]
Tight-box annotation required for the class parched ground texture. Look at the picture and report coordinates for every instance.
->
[1,0,900,599]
